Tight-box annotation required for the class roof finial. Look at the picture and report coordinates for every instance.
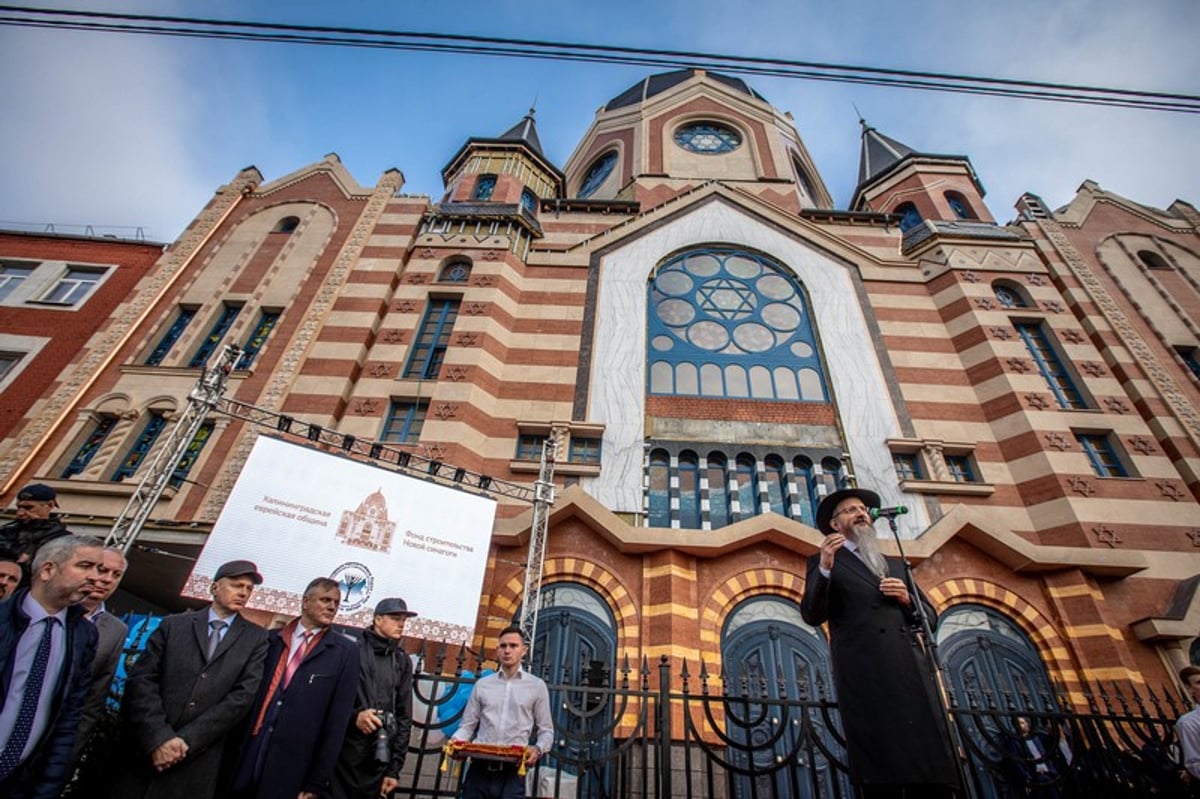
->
[853,102,870,132]
[528,92,538,118]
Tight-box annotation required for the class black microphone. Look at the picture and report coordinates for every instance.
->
[870,506,908,520]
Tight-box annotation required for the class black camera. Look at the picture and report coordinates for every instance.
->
[373,710,397,764]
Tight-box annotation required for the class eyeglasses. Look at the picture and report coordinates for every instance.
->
[833,505,869,518]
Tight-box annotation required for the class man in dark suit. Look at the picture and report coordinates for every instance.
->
[0,534,103,799]
[72,546,128,763]
[800,487,960,798]
[112,559,270,799]
[232,576,358,799]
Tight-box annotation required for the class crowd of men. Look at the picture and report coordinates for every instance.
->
[0,484,555,799]
[6,480,1200,798]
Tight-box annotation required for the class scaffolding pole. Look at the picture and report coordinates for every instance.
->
[519,438,557,649]
[106,344,240,553]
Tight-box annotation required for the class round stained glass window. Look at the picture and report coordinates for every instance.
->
[578,151,618,199]
[647,248,828,402]
[674,122,742,154]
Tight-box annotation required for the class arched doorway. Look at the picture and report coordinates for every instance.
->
[526,583,618,798]
[938,604,1060,798]
[720,596,849,799]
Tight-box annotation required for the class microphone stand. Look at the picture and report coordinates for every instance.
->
[884,513,976,799]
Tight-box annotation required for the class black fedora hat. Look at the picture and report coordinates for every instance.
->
[815,487,881,535]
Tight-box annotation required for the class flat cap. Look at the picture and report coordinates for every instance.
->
[17,483,56,502]
[374,597,417,617]
[213,559,264,584]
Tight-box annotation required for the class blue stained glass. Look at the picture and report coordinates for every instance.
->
[474,175,496,201]
[896,203,922,232]
[647,248,827,401]
[170,421,215,487]
[235,311,280,369]
[674,122,742,154]
[146,308,195,365]
[189,305,241,368]
[520,189,538,214]
[112,414,167,481]
[62,416,116,478]
[578,151,618,198]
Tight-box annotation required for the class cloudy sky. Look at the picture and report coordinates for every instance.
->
[1,0,1197,243]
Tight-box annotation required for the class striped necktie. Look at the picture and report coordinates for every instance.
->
[282,630,312,688]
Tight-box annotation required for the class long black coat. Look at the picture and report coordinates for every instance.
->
[0,589,97,799]
[331,628,414,799]
[800,551,959,788]
[231,622,358,799]
[112,609,270,799]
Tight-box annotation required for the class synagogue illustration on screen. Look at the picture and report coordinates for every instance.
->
[336,489,396,553]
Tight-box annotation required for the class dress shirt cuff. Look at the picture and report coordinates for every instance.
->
[818,565,831,578]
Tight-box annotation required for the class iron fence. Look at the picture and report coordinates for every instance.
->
[71,637,1195,798]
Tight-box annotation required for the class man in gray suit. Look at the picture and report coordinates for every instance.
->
[112,560,270,799]
[72,547,128,763]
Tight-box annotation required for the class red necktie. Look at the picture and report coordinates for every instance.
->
[282,630,312,688]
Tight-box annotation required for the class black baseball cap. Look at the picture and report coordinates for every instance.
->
[213,559,264,584]
[17,484,57,502]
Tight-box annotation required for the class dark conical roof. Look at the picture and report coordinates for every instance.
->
[857,121,917,188]
[499,109,544,157]
[605,69,767,111]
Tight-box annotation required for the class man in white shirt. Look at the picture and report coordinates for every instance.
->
[452,625,554,799]
[1177,665,1200,782]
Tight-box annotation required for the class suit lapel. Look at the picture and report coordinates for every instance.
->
[835,547,885,592]
[209,615,242,663]
[193,611,209,659]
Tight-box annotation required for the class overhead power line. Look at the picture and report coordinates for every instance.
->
[2,5,1198,114]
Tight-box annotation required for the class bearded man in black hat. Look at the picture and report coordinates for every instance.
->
[800,487,960,798]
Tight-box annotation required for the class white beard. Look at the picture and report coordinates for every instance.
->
[848,522,888,579]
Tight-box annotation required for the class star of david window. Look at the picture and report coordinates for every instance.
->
[674,122,742,154]
[647,248,828,401]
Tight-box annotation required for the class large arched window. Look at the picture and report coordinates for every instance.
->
[647,248,827,402]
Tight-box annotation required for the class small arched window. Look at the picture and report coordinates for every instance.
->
[792,157,819,202]
[792,456,816,525]
[473,175,496,201]
[895,203,922,233]
[273,216,300,234]
[647,449,671,528]
[944,192,975,220]
[1138,250,1171,270]
[735,454,758,518]
[707,452,730,530]
[678,450,701,529]
[520,188,538,215]
[993,280,1030,308]
[438,259,473,283]
[764,454,787,516]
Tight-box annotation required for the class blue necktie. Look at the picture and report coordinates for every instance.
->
[0,616,57,780]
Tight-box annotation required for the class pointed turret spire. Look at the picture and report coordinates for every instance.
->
[498,106,544,158]
[856,119,917,189]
